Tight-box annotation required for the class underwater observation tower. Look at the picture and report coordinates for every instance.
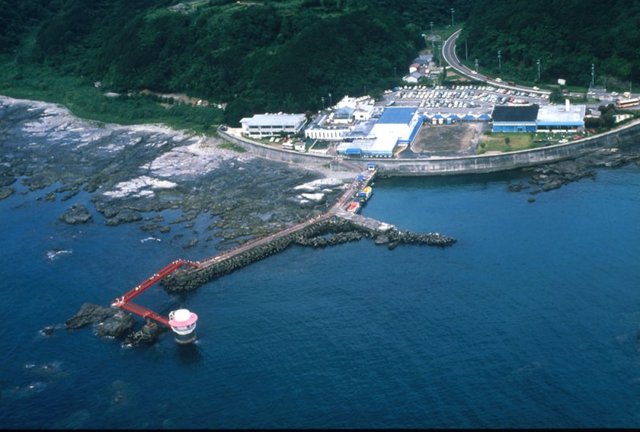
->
[168,308,199,344]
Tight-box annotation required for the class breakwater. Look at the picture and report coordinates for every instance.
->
[162,215,455,293]
[217,119,640,176]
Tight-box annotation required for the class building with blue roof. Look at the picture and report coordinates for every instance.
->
[336,107,422,158]
[377,107,417,125]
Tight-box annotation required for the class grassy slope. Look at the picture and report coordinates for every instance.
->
[0,57,224,134]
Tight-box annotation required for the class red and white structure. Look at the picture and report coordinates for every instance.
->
[168,308,199,344]
[112,259,200,344]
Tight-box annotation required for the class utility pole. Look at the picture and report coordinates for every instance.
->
[328,92,332,107]
[536,59,541,82]
[450,8,455,27]
[475,58,479,73]
[498,50,502,74]
[430,21,434,34]
[465,39,468,61]
[591,63,595,88]
[321,97,325,109]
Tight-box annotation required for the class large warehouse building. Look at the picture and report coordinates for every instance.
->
[336,107,423,157]
[492,101,586,133]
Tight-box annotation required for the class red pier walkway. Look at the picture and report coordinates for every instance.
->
[111,260,199,327]
[112,167,377,327]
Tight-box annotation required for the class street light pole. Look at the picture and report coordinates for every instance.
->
[591,63,595,88]
[321,97,325,109]
[536,59,541,82]
[475,58,479,73]
[450,8,454,27]
[498,50,502,74]
[430,21,433,34]
[328,92,332,107]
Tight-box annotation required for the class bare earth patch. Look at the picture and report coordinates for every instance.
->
[410,123,485,156]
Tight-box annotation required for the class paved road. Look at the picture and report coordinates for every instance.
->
[442,29,551,97]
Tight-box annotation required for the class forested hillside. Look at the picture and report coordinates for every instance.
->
[0,0,469,124]
[459,0,640,89]
[2,0,639,127]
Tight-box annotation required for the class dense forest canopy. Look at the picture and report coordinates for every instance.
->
[460,0,640,88]
[1,0,639,125]
[0,0,469,123]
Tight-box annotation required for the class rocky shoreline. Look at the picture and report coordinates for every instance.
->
[505,145,640,196]
[0,96,350,249]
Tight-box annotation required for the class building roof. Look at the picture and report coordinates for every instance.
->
[240,113,306,126]
[414,54,433,64]
[491,105,539,122]
[346,120,376,138]
[336,136,397,156]
[536,104,586,126]
[334,107,355,119]
[377,107,417,125]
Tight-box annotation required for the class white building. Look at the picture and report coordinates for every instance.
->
[402,72,422,84]
[305,95,375,141]
[305,126,351,141]
[536,100,586,132]
[240,113,307,139]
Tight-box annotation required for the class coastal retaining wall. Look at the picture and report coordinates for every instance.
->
[217,119,640,176]
[218,129,333,167]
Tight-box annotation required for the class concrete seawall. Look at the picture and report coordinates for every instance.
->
[218,119,640,176]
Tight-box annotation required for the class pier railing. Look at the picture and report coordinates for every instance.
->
[112,168,377,327]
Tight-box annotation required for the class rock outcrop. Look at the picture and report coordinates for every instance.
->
[59,203,93,224]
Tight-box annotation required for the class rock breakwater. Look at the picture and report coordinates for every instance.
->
[161,216,455,293]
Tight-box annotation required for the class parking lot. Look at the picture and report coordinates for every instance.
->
[381,84,550,116]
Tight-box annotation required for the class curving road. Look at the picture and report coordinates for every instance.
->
[442,29,551,96]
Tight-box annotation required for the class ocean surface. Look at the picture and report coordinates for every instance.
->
[2,121,640,428]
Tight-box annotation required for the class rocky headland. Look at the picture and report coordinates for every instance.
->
[507,144,640,195]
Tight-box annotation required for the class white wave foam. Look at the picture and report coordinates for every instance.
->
[141,237,162,243]
[46,249,73,261]
[103,175,177,198]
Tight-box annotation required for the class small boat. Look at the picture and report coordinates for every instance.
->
[357,186,373,203]
[346,201,361,213]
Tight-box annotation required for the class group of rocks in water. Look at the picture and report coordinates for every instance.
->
[509,145,640,198]
[64,303,164,347]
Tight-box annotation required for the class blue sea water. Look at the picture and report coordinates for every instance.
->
[2,159,640,427]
